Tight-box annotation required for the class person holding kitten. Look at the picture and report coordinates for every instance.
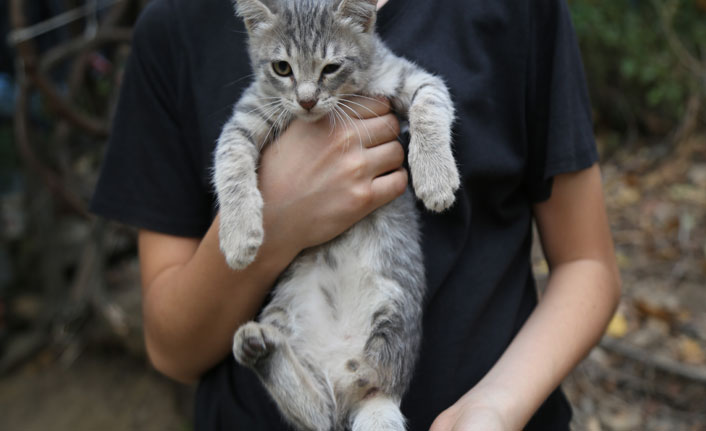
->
[91,0,621,430]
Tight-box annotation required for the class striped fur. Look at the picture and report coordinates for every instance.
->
[215,1,459,429]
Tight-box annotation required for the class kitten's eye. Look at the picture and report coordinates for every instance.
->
[322,64,341,75]
[272,61,292,77]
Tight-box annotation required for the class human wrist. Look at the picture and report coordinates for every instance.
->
[458,382,524,430]
[432,384,517,431]
[254,232,300,275]
[260,210,306,263]
[208,212,295,275]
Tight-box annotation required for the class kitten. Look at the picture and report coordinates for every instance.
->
[214,0,459,429]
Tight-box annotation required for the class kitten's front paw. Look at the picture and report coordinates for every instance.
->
[219,209,264,270]
[410,150,460,213]
[233,322,280,367]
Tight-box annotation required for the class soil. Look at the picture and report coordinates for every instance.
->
[0,348,193,431]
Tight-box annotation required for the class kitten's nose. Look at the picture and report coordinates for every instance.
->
[298,98,318,111]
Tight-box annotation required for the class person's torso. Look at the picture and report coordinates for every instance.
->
[158,0,570,428]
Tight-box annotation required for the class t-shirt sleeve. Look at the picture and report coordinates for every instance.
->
[526,0,599,202]
[90,0,212,237]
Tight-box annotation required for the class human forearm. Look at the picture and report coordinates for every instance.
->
[431,166,621,430]
[431,260,619,430]
[461,260,619,429]
[141,216,299,383]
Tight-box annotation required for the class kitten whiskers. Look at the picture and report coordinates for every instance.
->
[339,98,400,140]
[260,106,287,151]
[334,104,365,151]
[223,73,256,89]
[337,94,390,111]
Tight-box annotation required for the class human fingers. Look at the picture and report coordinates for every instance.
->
[335,112,399,149]
[369,168,408,209]
[365,140,405,178]
[363,112,400,148]
[337,95,390,120]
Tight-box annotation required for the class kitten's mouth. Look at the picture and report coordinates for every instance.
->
[297,109,327,122]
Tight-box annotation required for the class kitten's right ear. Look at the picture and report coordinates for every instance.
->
[335,0,377,33]
[234,0,276,32]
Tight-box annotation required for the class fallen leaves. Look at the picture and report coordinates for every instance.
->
[634,296,680,324]
[606,311,629,339]
[678,336,706,365]
[599,408,643,431]
[568,133,706,430]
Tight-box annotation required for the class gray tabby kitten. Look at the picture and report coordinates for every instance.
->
[214,0,459,429]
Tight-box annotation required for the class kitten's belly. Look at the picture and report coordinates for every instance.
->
[282,248,384,368]
[274,199,414,362]
[265,190,421,377]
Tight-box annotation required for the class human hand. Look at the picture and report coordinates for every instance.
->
[258,96,406,255]
[429,397,511,431]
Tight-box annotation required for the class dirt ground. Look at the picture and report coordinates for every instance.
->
[558,134,706,430]
[0,135,705,431]
[0,348,193,431]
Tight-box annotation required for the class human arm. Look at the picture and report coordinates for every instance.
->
[140,98,407,383]
[430,164,621,430]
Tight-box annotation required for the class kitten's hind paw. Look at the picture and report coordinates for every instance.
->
[351,396,406,431]
[233,322,280,367]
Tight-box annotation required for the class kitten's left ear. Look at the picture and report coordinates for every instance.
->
[234,0,277,32]
[335,0,377,33]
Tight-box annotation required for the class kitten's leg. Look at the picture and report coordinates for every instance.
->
[233,321,336,431]
[346,283,419,431]
[214,115,265,270]
[350,396,406,431]
[363,298,421,396]
[406,73,459,212]
[378,62,460,212]
[214,87,289,269]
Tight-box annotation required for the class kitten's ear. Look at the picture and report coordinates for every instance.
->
[234,0,276,32]
[335,0,377,33]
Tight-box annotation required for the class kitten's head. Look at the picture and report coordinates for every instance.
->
[234,0,378,121]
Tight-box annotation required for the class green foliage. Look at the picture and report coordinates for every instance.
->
[569,0,706,134]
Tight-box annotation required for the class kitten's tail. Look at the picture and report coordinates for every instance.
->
[350,396,406,431]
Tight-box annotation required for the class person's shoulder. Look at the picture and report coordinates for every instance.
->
[439,0,565,19]
[137,0,228,24]
[133,0,234,49]
[433,0,533,28]
[131,0,178,56]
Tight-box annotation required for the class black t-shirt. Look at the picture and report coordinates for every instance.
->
[91,0,598,429]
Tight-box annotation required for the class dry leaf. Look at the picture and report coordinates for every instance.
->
[586,416,603,431]
[606,312,629,338]
[669,184,706,204]
[678,336,706,365]
[534,259,549,276]
[676,309,692,323]
[600,408,642,431]
[614,251,631,270]
[687,163,706,187]
[613,185,641,207]
[634,298,676,324]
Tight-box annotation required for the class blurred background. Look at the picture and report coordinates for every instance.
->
[0,0,704,430]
